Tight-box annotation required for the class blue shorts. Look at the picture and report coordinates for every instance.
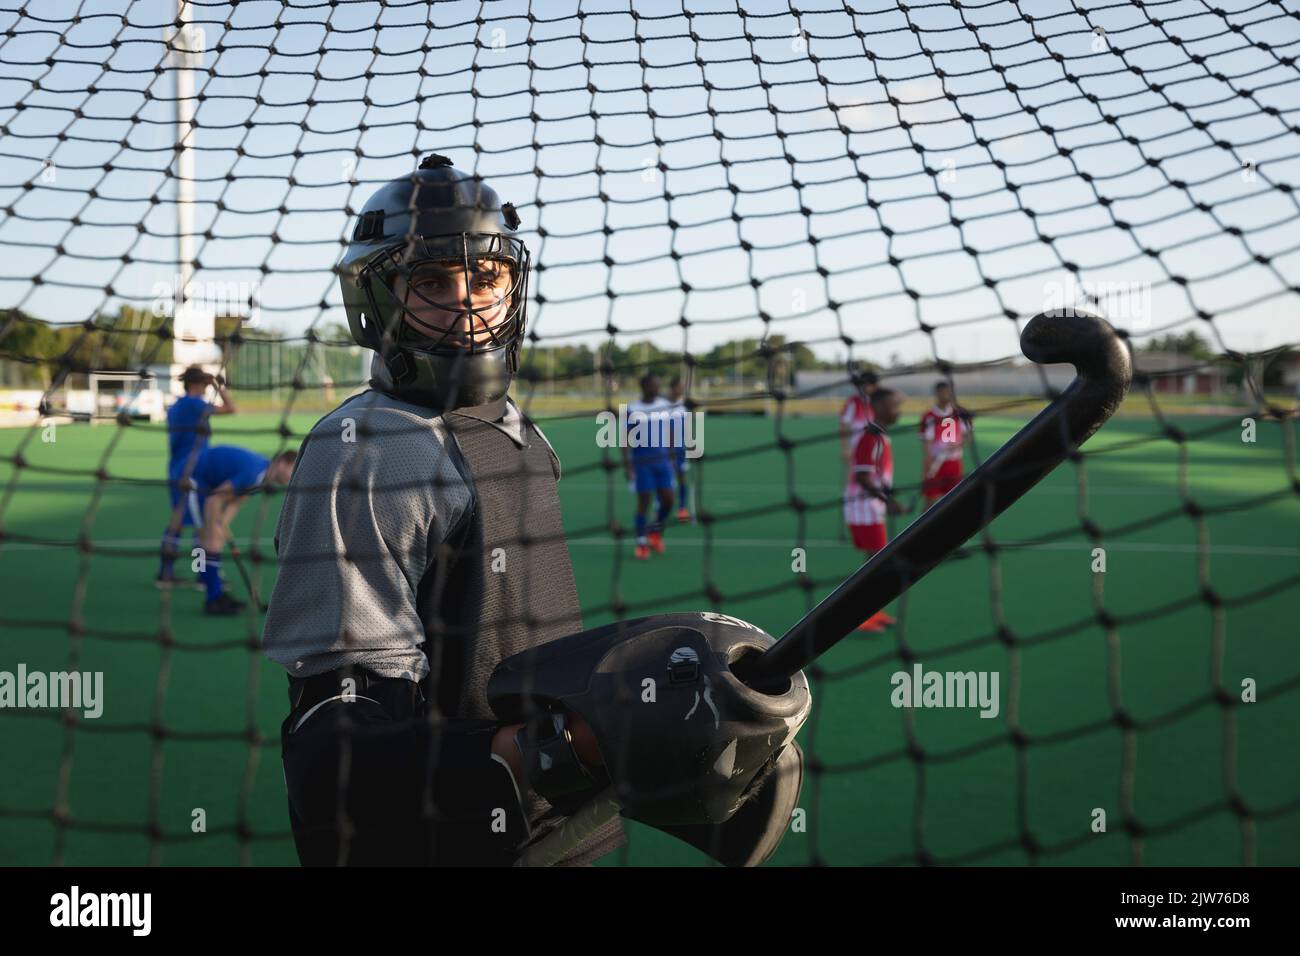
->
[168,465,199,528]
[633,458,676,494]
[674,446,688,473]
[169,487,205,528]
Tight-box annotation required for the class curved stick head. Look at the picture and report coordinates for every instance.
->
[1021,309,1133,387]
[1021,309,1132,434]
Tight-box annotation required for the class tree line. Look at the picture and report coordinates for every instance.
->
[3,308,1293,392]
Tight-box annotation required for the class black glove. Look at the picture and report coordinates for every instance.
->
[513,711,608,805]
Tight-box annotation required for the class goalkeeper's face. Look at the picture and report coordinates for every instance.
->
[392,257,516,351]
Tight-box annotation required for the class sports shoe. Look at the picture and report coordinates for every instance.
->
[648,531,665,554]
[155,571,176,589]
[856,611,894,632]
[203,593,247,616]
[634,543,651,561]
[676,507,691,522]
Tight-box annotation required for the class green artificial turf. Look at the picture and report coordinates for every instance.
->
[0,405,1296,866]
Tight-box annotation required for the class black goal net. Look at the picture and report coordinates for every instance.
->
[0,0,1297,867]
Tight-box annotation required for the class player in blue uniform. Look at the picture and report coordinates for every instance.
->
[621,373,676,560]
[186,444,297,615]
[667,374,693,522]
[158,366,237,588]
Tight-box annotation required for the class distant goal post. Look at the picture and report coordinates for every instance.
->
[83,370,169,425]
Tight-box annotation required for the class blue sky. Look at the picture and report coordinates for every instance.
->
[1,0,1297,371]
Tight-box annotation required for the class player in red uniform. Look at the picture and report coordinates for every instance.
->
[845,387,906,632]
[918,381,972,509]
[839,366,877,543]
[838,366,877,467]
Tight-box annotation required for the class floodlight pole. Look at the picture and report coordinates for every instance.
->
[175,0,196,311]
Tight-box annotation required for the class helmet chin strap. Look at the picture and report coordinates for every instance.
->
[370,342,515,412]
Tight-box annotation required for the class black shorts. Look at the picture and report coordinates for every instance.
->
[280,670,527,867]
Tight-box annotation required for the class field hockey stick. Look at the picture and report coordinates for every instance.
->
[519,309,1131,863]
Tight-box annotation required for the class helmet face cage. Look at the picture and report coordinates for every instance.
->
[358,232,530,360]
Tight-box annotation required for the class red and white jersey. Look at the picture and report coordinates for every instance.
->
[840,392,874,447]
[845,424,893,526]
[920,404,969,473]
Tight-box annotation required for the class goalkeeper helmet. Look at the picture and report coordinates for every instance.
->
[340,154,530,410]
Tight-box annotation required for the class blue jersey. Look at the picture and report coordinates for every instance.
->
[191,446,268,497]
[624,397,674,462]
[167,395,213,470]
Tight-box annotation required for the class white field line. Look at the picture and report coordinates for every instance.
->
[561,483,1214,496]
[1,537,1297,558]
[4,480,1273,499]
[568,539,1300,557]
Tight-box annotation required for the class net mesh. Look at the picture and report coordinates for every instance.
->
[0,0,1298,866]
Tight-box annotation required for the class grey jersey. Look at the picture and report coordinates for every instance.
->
[267,387,625,864]
[263,388,541,681]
